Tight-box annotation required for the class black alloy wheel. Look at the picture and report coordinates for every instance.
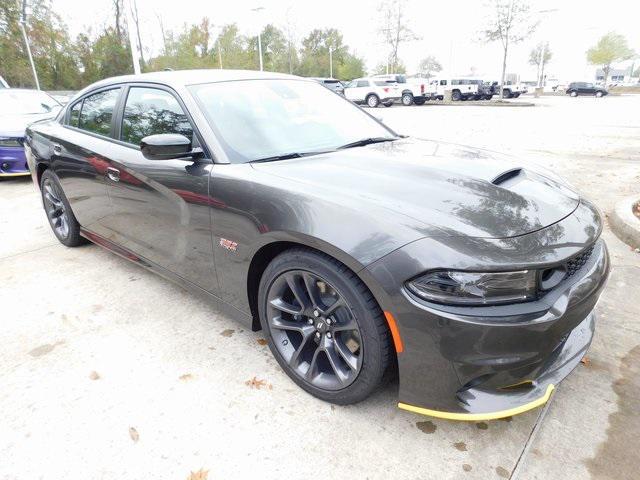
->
[258,248,392,404]
[40,170,86,247]
[42,177,70,240]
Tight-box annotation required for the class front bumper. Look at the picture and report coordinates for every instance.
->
[364,201,610,420]
[0,144,29,176]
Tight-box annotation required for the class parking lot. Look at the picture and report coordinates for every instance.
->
[1,95,639,480]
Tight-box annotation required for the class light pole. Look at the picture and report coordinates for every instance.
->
[329,46,333,78]
[251,7,264,71]
[535,9,559,89]
[124,0,141,74]
[18,0,39,90]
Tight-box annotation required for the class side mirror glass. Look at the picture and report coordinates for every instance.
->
[140,133,195,160]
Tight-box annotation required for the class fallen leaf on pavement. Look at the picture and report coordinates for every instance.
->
[580,356,591,366]
[187,468,209,480]
[89,371,100,380]
[129,427,139,443]
[245,376,271,389]
[179,373,193,381]
[257,338,268,345]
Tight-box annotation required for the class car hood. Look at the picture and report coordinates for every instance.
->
[0,112,57,138]
[251,137,580,239]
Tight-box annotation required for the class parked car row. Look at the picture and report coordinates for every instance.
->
[0,89,61,177]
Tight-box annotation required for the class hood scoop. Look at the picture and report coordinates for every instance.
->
[492,168,524,187]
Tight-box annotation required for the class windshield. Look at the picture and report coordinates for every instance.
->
[0,90,60,115]
[190,79,395,163]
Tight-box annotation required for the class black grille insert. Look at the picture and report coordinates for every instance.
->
[539,245,595,291]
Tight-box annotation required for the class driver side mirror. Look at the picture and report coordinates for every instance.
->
[140,133,201,161]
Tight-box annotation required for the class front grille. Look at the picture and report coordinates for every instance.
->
[565,246,595,278]
[539,244,595,291]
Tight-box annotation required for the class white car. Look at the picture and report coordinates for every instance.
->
[429,78,480,101]
[343,77,401,107]
[372,74,429,106]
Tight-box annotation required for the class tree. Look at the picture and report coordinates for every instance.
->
[378,0,419,74]
[0,0,80,89]
[418,56,442,79]
[297,28,364,79]
[482,0,537,98]
[587,33,635,85]
[529,42,552,86]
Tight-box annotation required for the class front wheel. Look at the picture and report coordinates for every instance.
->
[401,93,414,106]
[366,94,380,108]
[570,91,578,97]
[40,169,87,247]
[595,91,603,97]
[258,248,392,404]
[451,90,462,101]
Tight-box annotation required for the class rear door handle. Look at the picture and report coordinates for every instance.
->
[106,167,120,182]
[52,143,62,155]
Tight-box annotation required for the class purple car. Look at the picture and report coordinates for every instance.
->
[0,89,61,177]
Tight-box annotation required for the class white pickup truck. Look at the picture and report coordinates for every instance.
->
[371,74,429,106]
[501,82,528,98]
[343,77,401,108]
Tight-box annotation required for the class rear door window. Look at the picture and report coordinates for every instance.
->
[356,80,369,88]
[78,89,120,137]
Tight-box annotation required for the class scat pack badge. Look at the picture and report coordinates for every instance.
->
[219,238,238,252]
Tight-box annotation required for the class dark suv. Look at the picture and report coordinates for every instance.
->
[566,82,608,97]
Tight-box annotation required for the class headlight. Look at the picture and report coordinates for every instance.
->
[406,270,537,306]
[0,138,22,147]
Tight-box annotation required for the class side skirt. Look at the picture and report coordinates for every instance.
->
[80,228,255,329]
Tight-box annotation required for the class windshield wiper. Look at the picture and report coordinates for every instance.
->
[337,137,398,150]
[250,150,332,163]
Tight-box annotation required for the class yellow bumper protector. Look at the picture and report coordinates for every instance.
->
[398,384,555,421]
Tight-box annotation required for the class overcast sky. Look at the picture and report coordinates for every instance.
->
[53,0,639,81]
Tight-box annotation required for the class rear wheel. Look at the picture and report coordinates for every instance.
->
[595,91,603,97]
[570,90,578,97]
[258,248,392,404]
[40,169,86,247]
[502,89,513,99]
[513,92,521,98]
[366,94,380,108]
[451,90,462,101]
[401,92,414,106]
[414,98,426,105]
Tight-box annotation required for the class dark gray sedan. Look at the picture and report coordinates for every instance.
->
[25,70,609,421]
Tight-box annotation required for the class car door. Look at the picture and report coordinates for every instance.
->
[50,87,123,239]
[584,83,595,95]
[101,84,218,293]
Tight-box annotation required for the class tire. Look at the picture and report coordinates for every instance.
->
[502,89,513,99]
[595,91,603,97]
[366,94,380,108]
[513,92,521,98]
[414,98,426,105]
[401,92,414,106]
[438,95,444,101]
[382,101,393,107]
[258,248,392,405]
[484,95,493,100]
[40,169,87,247]
[570,91,578,97]
[451,90,462,101]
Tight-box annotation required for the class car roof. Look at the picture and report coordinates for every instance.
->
[80,69,301,94]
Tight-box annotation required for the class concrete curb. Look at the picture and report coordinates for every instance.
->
[420,101,535,108]
[609,195,640,249]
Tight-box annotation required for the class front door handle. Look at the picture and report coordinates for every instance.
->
[52,143,62,155]
[106,167,120,182]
